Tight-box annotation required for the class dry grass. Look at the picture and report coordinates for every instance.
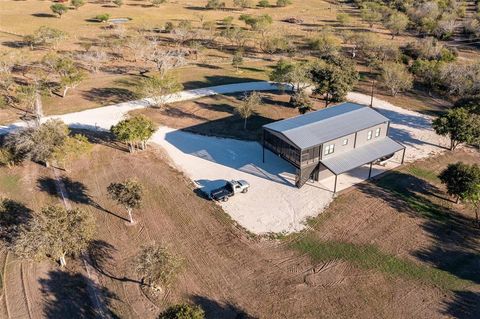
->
[2,139,479,318]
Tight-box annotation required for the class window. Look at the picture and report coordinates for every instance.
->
[324,144,335,155]
[367,130,373,140]
[375,127,381,138]
[342,138,349,146]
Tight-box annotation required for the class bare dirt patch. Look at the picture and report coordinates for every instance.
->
[1,137,461,318]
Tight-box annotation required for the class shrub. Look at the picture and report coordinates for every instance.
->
[113,0,124,7]
[158,304,205,319]
[276,0,291,7]
[258,0,269,8]
[50,3,68,18]
[71,0,85,10]
[95,13,111,22]
[206,0,225,9]
[151,0,167,7]
[164,22,174,33]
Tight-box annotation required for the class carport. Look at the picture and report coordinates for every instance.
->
[320,137,406,193]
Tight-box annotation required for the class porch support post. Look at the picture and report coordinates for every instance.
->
[368,162,373,179]
[333,174,338,194]
[401,147,406,164]
[262,129,265,163]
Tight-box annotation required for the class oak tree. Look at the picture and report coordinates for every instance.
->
[107,179,143,223]
[14,205,95,267]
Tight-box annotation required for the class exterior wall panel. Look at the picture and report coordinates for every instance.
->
[355,122,388,147]
[321,132,356,159]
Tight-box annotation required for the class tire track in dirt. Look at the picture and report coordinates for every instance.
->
[1,251,11,319]
[51,167,112,319]
[20,263,33,319]
[4,258,30,319]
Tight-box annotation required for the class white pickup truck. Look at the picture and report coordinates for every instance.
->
[209,180,250,202]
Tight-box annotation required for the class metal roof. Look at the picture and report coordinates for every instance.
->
[263,103,390,149]
[321,137,405,175]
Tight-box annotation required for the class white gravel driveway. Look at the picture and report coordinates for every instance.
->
[0,81,449,234]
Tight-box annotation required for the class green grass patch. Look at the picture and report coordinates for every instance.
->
[0,173,20,193]
[290,235,470,291]
[376,173,449,222]
[407,166,440,183]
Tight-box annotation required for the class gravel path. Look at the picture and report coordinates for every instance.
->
[0,82,283,134]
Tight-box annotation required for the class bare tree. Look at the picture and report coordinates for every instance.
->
[237,91,261,129]
[149,49,187,76]
[77,49,107,73]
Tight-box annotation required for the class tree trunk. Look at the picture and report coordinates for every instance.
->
[456,196,460,204]
[127,208,134,223]
[62,86,69,98]
[34,91,43,128]
[450,139,455,151]
[59,253,67,267]
[244,117,247,130]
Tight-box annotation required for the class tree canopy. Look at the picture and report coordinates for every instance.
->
[13,205,95,267]
[158,304,205,319]
[432,108,480,150]
[110,115,156,153]
[136,73,183,108]
[439,162,480,223]
[5,119,69,166]
[107,179,143,223]
[269,59,312,92]
[135,244,184,291]
[237,91,261,129]
[310,55,359,106]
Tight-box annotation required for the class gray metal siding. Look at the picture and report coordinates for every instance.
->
[321,133,356,159]
[355,123,388,147]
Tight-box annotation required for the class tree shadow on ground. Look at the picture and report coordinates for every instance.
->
[182,76,263,90]
[180,113,272,141]
[0,199,32,245]
[37,176,92,205]
[36,176,129,222]
[31,13,56,18]
[71,129,129,153]
[1,40,29,48]
[359,171,480,280]
[358,171,480,316]
[39,269,120,319]
[442,290,480,319]
[165,121,294,187]
[190,295,257,319]
[81,87,136,105]
[87,240,143,285]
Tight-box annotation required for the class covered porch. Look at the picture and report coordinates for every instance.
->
[319,137,406,194]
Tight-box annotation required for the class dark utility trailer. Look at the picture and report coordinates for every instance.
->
[262,103,406,191]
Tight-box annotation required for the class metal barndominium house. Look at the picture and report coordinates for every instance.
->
[262,103,406,192]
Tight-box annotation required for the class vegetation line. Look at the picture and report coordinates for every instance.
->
[290,235,470,291]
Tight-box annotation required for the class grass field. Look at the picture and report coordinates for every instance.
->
[0,0,457,125]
